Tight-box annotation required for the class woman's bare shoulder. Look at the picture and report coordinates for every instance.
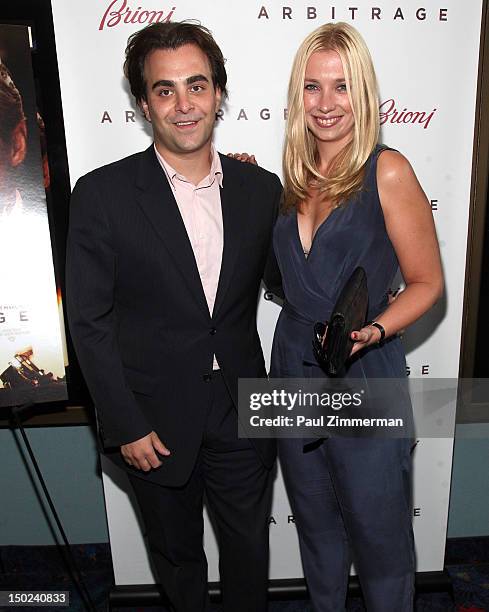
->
[377,149,416,188]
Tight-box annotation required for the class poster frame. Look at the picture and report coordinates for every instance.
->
[458,0,489,422]
[0,0,91,427]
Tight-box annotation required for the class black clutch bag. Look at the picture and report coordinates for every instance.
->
[313,266,369,376]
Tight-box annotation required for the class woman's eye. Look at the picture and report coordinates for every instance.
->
[304,83,318,91]
[337,83,347,92]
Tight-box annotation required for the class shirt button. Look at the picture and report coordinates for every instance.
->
[210,327,217,335]
[203,374,212,382]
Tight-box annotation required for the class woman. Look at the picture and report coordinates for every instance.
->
[270,22,443,611]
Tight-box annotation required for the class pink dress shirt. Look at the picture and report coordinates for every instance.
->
[154,145,223,369]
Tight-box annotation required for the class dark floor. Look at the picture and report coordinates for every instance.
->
[1,538,489,611]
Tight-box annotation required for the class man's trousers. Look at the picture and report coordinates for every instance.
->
[128,371,273,612]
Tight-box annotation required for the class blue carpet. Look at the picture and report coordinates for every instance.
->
[1,538,488,611]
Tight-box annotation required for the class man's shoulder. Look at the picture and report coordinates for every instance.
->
[218,153,282,190]
[75,148,150,189]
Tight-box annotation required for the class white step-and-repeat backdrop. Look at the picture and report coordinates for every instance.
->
[51,0,482,583]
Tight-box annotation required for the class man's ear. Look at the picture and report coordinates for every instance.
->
[140,98,151,123]
[215,87,222,113]
[10,120,27,167]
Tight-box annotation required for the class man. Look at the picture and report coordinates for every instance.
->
[0,59,27,214]
[66,21,282,612]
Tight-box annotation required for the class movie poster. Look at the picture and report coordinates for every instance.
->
[0,24,66,408]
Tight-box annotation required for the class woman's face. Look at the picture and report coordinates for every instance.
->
[303,49,354,153]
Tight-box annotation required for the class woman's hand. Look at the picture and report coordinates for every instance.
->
[226,152,257,165]
[349,291,405,356]
[350,325,382,356]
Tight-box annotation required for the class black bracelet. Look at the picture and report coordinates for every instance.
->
[368,321,385,345]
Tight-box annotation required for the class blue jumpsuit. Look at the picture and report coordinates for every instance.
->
[270,146,415,611]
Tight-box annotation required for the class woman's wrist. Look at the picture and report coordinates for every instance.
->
[367,321,385,345]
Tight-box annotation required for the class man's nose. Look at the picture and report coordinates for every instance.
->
[175,89,193,113]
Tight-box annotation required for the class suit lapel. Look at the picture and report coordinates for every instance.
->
[213,155,250,318]
[134,146,210,317]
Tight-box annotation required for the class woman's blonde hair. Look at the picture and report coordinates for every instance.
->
[283,22,380,210]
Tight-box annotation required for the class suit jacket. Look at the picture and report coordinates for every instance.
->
[66,145,282,486]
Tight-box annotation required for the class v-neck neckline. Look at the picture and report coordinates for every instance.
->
[295,206,339,261]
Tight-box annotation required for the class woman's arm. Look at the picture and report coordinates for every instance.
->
[350,150,444,354]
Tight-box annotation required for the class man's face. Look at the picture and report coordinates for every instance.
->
[140,44,222,161]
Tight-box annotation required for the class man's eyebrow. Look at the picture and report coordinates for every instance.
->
[151,75,210,90]
[186,74,209,85]
[152,79,175,90]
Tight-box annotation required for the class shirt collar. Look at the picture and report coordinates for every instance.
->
[154,144,223,189]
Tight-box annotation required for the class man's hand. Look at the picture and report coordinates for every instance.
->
[120,431,170,472]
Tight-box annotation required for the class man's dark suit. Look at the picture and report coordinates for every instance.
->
[66,144,282,610]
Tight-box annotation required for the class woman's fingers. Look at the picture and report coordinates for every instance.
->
[349,325,382,356]
[226,152,258,164]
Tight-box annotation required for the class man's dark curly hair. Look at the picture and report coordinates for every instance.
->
[0,60,24,142]
[124,21,228,104]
